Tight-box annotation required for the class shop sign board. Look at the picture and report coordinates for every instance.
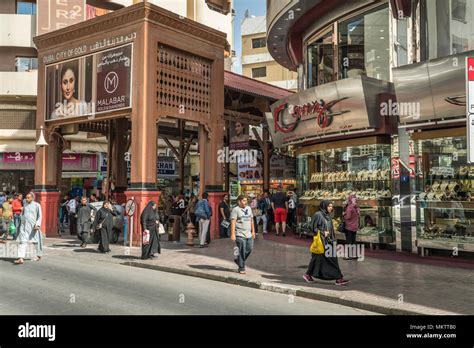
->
[270,155,296,179]
[0,152,97,171]
[238,162,262,181]
[467,57,474,163]
[267,76,388,148]
[45,43,133,121]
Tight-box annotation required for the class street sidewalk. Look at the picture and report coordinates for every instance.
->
[28,233,474,315]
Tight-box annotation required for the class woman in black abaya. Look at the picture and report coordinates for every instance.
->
[303,200,349,285]
[92,201,117,253]
[141,201,161,260]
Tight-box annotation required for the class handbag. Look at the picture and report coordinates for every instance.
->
[158,223,166,235]
[252,208,262,217]
[143,229,150,245]
[220,220,230,229]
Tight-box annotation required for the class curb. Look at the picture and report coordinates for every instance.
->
[121,261,458,316]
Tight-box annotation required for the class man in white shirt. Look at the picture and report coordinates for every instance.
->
[67,196,78,235]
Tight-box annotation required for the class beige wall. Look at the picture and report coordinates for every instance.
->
[242,32,297,90]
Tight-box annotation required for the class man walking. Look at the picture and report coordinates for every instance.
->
[271,186,288,236]
[14,192,43,264]
[230,195,255,274]
[77,197,96,248]
[195,192,211,248]
[12,193,23,240]
[67,195,78,235]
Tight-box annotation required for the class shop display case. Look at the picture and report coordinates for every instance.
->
[414,134,474,254]
[297,142,394,247]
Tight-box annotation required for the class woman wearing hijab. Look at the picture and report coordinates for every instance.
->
[343,194,360,260]
[140,201,161,260]
[303,200,349,285]
[92,201,117,254]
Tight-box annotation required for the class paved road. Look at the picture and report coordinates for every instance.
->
[0,254,374,315]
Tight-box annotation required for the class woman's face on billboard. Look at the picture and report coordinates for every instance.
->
[235,122,243,136]
[61,69,75,102]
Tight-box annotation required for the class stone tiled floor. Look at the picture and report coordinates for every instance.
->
[29,233,474,314]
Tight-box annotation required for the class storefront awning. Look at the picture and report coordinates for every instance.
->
[224,70,293,101]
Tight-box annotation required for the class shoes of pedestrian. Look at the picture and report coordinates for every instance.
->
[199,245,206,248]
[335,279,350,286]
[282,233,286,237]
[14,258,24,265]
[238,269,246,274]
[302,274,314,283]
[343,257,351,260]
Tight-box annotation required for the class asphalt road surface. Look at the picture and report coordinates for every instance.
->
[0,254,375,315]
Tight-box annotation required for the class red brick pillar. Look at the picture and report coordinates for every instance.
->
[124,190,161,247]
[207,191,226,240]
[36,191,61,237]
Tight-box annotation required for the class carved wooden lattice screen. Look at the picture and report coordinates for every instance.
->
[157,44,212,118]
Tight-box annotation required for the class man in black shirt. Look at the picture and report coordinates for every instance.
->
[77,197,97,248]
[271,187,288,236]
[218,193,231,238]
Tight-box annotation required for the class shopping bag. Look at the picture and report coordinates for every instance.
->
[220,220,230,229]
[158,223,166,235]
[8,221,16,236]
[143,229,150,245]
[309,230,325,254]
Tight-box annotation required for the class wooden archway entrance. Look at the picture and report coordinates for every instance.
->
[33,2,227,245]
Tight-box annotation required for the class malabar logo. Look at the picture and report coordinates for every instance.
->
[104,71,119,94]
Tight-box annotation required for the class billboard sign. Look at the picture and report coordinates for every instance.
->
[45,44,133,121]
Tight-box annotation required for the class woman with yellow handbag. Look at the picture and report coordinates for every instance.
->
[303,200,349,285]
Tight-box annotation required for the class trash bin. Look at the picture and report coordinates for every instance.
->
[169,215,181,242]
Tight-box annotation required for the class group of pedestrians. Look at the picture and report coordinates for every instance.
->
[5,187,360,287]
[0,192,27,241]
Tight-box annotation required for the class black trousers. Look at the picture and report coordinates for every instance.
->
[69,213,77,235]
[344,229,357,245]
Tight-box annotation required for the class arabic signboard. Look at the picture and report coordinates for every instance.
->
[266,76,390,148]
[467,57,474,163]
[0,152,97,171]
[37,0,86,36]
[45,43,133,121]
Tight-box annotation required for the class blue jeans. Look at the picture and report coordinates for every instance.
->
[13,214,21,240]
[235,236,254,271]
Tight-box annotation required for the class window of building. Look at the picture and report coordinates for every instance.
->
[452,0,467,22]
[338,4,390,81]
[16,1,37,15]
[396,18,408,66]
[252,37,266,49]
[421,0,474,60]
[306,30,335,88]
[252,66,266,78]
[15,57,38,72]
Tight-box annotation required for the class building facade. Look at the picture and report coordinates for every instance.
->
[266,0,474,257]
[241,15,297,91]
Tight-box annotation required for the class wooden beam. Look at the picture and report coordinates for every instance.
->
[163,137,180,159]
[251,127,264,150]
[183,134,194,158]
